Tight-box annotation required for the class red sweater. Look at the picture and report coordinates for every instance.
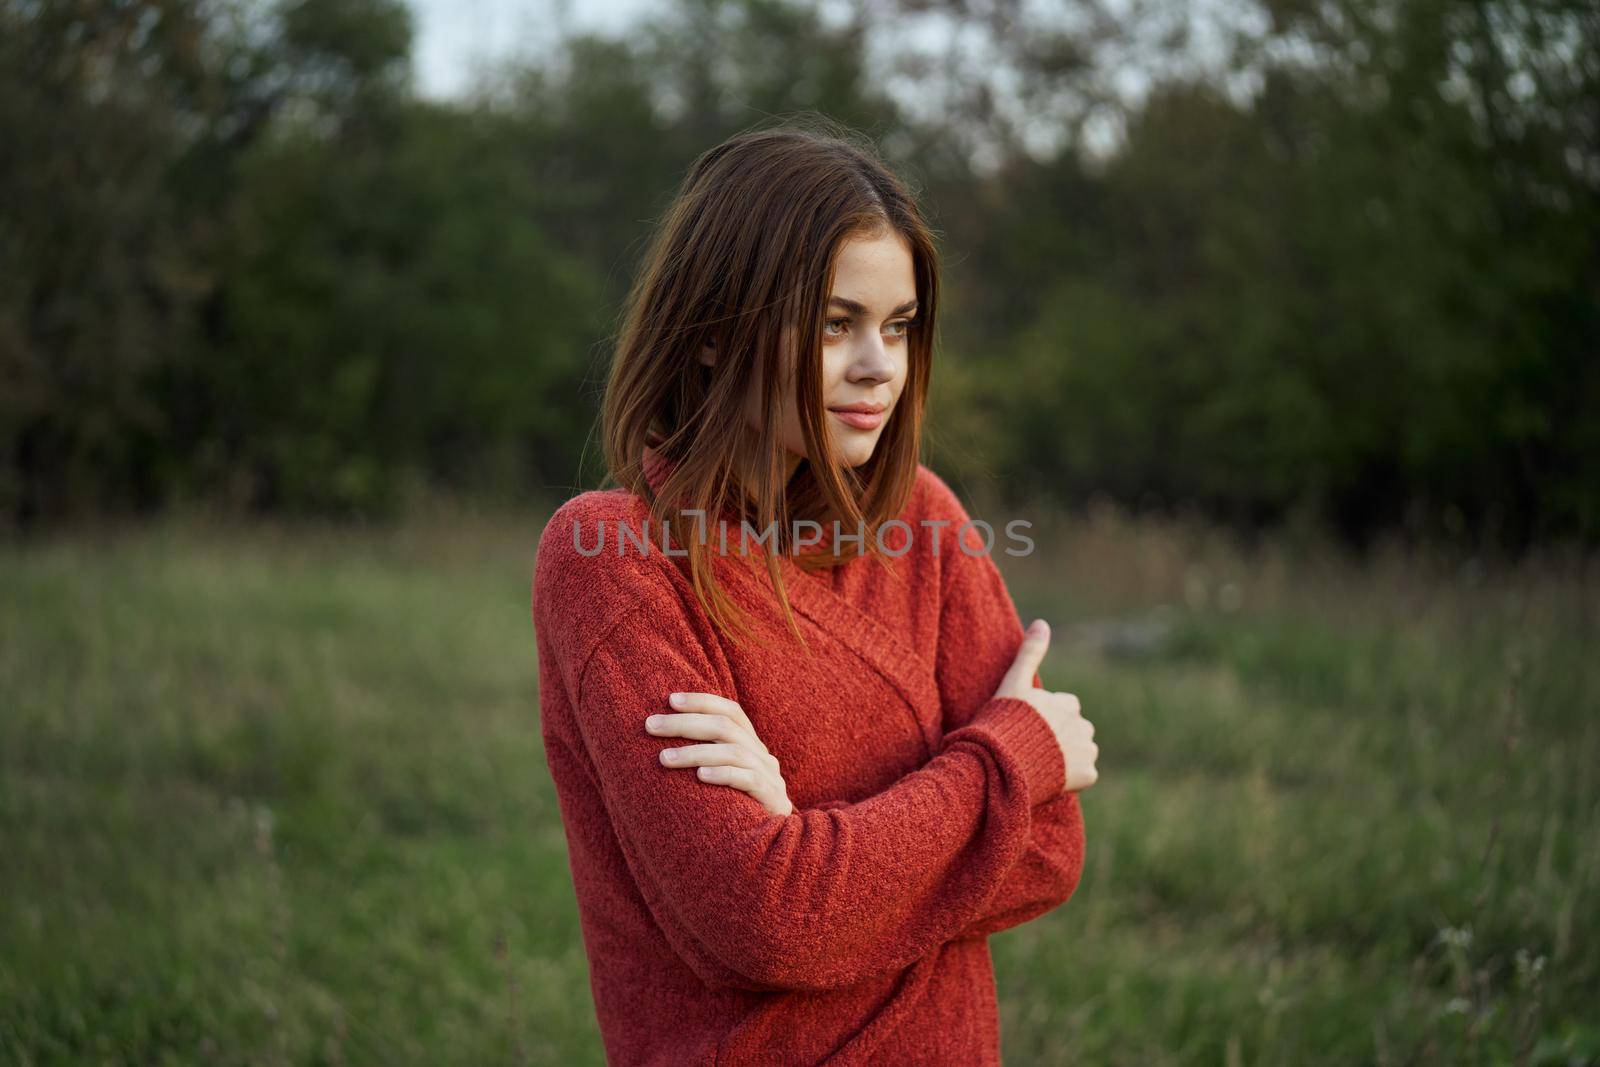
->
[531,448,1087,1065]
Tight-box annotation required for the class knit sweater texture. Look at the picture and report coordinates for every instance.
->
[530,447,1087,1065]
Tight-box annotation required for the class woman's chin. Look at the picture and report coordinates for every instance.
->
[835,440,881,467]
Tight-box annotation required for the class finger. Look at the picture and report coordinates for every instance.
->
[645,712,751,745]
[998,619,1051,696]
[669,692,757,734]
[694,764,763,793]
[659,742,752,770]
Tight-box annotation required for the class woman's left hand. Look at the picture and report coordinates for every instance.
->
[646,692,793,816]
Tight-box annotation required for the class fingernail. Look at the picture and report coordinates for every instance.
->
[660,748,676,763]
[669,693,685,707]
[646,715,663,730]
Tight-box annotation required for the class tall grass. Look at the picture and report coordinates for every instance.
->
[2,500,1595,1064]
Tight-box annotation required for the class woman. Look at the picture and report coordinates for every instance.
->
[532,119,1098,1065]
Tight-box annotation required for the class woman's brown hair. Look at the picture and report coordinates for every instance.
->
[600,115,940,650]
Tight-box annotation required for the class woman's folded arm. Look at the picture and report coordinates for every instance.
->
[946,789,1085,940]
[926,471,1089,941]
[568,587,1065,995]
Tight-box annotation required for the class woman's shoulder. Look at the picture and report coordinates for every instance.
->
[532,487,680,670]
[533,486,675,590]
[907,462,1012,564]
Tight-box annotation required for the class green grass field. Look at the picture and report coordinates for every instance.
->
[3,502,1596,1065]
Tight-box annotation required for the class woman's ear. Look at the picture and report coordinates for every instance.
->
[697,339,716,367]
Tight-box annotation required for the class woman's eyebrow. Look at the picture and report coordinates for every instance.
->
[828,296,919,317]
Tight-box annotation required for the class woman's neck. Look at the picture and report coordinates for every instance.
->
[726,430,806,500]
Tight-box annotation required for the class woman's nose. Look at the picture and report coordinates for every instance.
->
[847,335,897,382]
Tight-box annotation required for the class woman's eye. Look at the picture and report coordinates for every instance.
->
[824,317,917,341]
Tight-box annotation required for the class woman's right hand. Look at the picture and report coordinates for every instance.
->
[993,620,1099,792]
[647,692,794,817]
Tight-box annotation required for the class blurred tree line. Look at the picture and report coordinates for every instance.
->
[1,0,1595,551]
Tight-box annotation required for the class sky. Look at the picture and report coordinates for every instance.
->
[400,0,1263,164]
[399,0,1119,162]
[406,0,661,99]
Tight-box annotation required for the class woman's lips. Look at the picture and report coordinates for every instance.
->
[829,408,885,430]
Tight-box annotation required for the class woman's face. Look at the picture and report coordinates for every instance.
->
[702,228,917,477]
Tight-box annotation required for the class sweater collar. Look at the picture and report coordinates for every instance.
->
[639,443,839,558]
[639,443,747,536]
[640,442,675,498]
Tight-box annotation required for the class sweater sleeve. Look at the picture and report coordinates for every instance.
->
[565,574,1067,994]
[929,477,1087,942]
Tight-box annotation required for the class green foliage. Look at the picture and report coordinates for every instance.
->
[949,7,1599,549]
[1,0,1595,548]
